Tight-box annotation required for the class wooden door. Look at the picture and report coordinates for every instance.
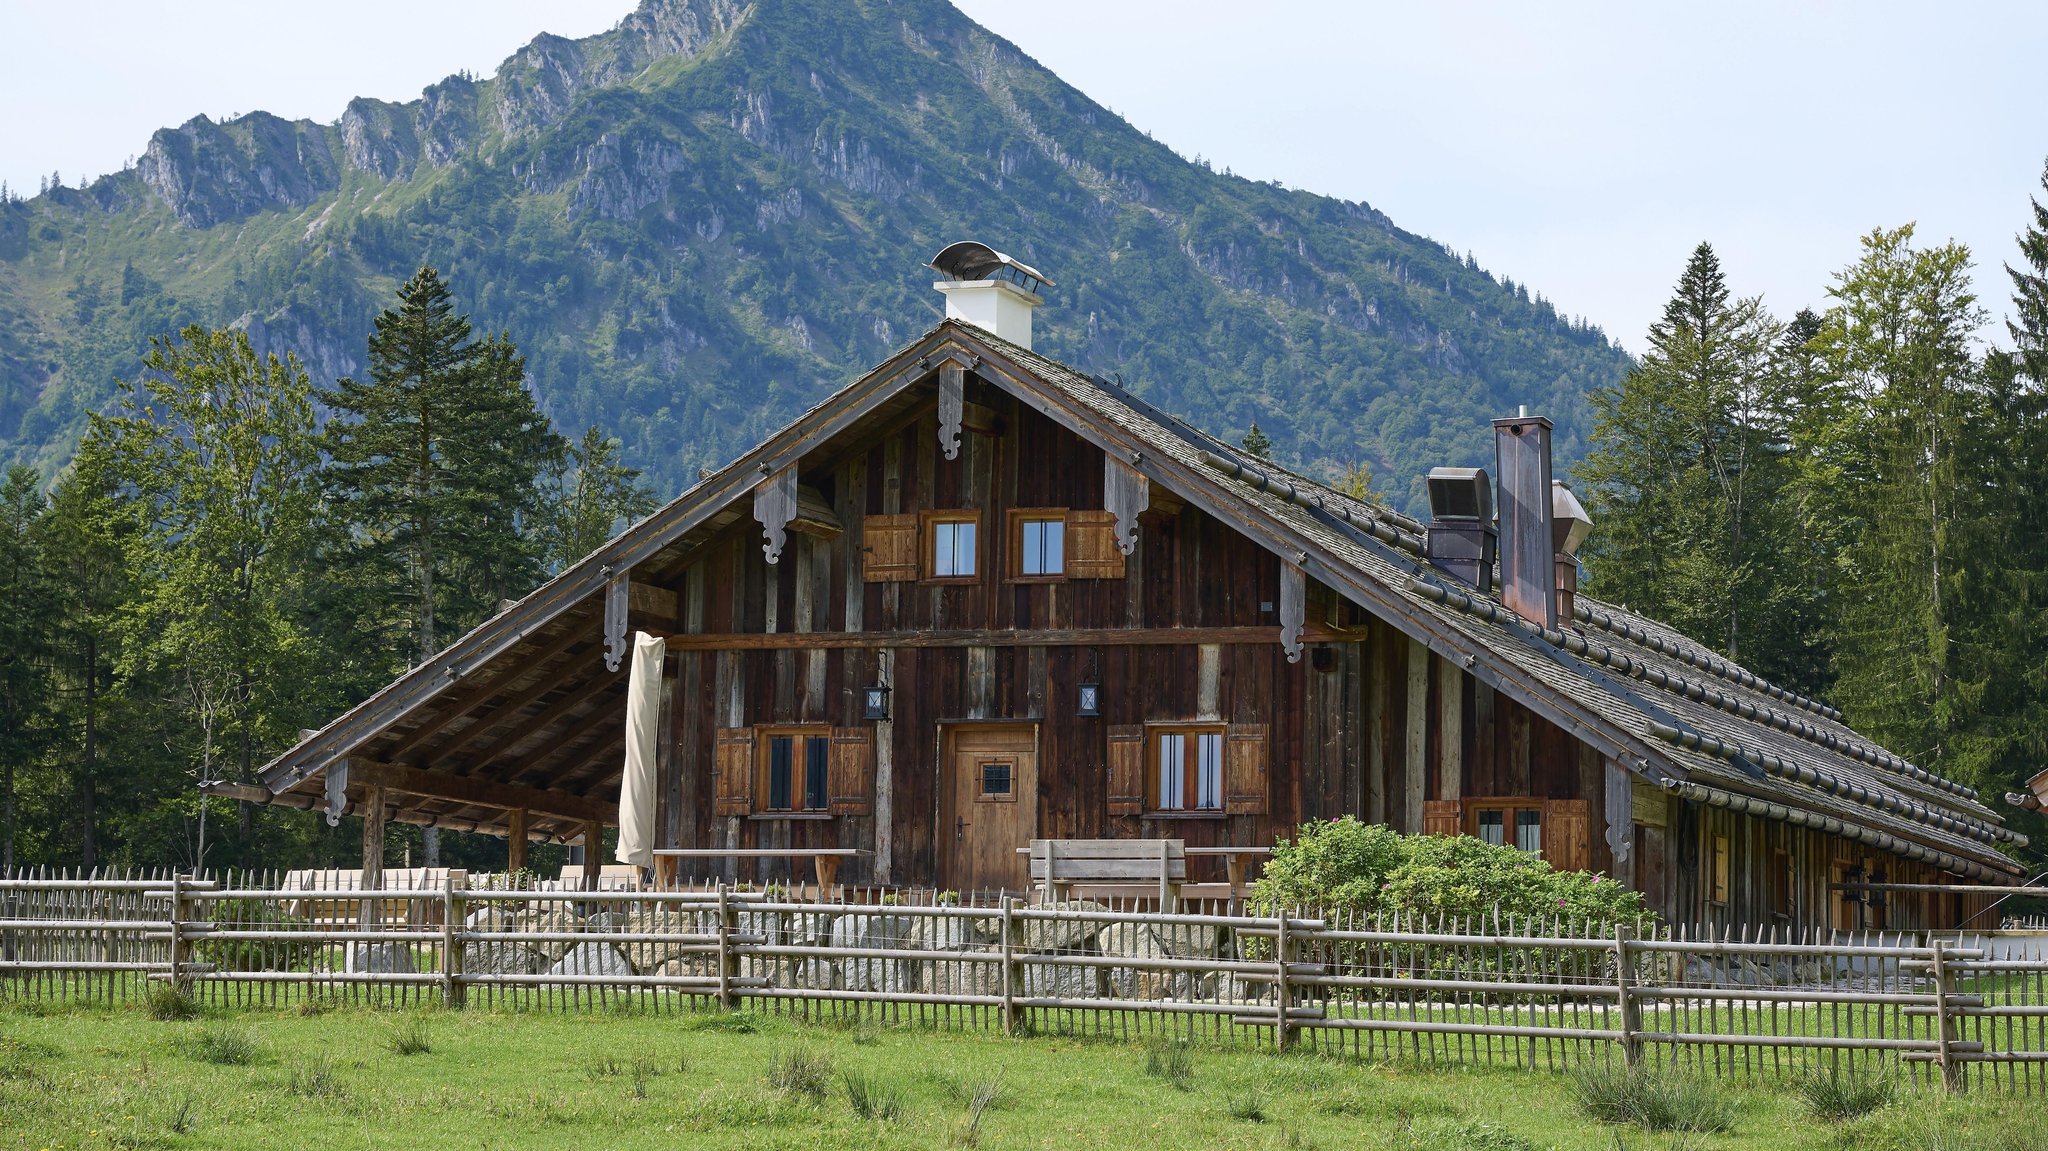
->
[942,725,1038,893]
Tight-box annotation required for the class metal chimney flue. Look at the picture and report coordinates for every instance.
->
[1492,413,1555,629]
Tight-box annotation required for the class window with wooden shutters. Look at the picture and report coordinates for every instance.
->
[827,726,872,816]
[1107,725,1145,815]
[1225,723,1268,815]
[1545,799,1590,873]
[1148,725,1226,812]
[713,727,753,816]
[1423,799,1462,837]
[1065,510,1127,579]
[861,514,919,581]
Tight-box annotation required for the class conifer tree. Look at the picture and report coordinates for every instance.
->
[1241,421,1272,459]
[0,466,54,869]
[543,426,657,572]
[1576,243,1797,676]
[324,267,563,667]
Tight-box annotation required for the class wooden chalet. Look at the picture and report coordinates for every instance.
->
[230,242,2024,931]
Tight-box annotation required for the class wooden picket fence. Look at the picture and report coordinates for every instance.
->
[5,867,2048,1092]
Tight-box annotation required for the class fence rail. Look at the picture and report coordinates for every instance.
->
[5,868,2048,1092]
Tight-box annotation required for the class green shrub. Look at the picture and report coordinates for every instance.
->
[144,984,199,1021]
[1250,817,1650,930]
[194,899,316,972]
[1798,1067,1894,1122]
[1570,1064,1732,1133]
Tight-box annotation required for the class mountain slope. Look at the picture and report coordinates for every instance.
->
[0,0,1631,511]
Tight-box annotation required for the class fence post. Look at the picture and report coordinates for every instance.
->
[716,885,737,1011]
[1931,938,1961,1093]
[1614,924,1640,1069]
[1000,895,1019,1036]
[168,872,192,996]
[442,870,467,1010]
[1273,908,1294,1053]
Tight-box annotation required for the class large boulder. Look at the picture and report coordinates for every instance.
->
[347,943,417,974]
[1100,921,1221,1001]
[831,913,923,992]
[547,941,633,979]
[462,905,546,976]
[509,905,583,962]
[1019,901,1107,952]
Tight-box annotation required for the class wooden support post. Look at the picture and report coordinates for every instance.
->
[716,886,738,1012]
[1000,895,1020,1036]
[506,808,528,875]
[1614,924,1640,1068]
[1434,652,1463,806]
[359,784,386,931]
[168,872,192,996]
[1274,908,1294,1052]
[581,821,601,892]
[1932,938,1961,1092]
[442,869,467,1009]
[1403,638,1428,833]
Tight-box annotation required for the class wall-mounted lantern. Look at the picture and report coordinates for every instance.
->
[1868,868,1888,913]
[1076,679,1102,718]
[1841,863,1866,907]
[863,681,892,721]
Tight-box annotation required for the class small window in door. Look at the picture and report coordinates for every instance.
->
[979,759,1015,802]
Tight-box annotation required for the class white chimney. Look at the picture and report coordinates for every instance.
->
[930,241,1053,350]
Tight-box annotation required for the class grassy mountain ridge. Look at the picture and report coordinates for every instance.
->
[0,0,1632,511]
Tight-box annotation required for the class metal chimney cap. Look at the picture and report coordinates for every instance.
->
[1552,480,1593,556]
[1427,467,1493,523]
[931,241,1055,290]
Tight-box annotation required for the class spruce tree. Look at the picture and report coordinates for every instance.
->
[0,466,54,869]
[325,267,563,666]
[543,426,657,572]
[1575,243,1798,676]
[1241,421,1272,459]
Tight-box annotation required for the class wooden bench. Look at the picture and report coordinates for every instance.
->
[1028,839,1187,908]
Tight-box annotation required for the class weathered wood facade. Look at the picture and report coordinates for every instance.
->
[242,318,2022,932]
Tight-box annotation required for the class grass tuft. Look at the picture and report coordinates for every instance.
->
[766,1044,831,1101]
[1570,1063,1733,1133]
[1227,1090,1268,1123]
[1797,1067,1895,1122]
[166,1091,199,1135]
[144,984,198,1021]
[180,1023,260,1066]
[286,1055,345,1099]
[950,1075,1004,1147]
[842,1069,905,1121]
[385,1017,433,1057]
[1144,1036,1195,1091]
[683,1011,757,1034]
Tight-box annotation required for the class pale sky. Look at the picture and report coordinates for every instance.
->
[3,1,2043,352]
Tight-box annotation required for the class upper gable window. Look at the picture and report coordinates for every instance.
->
[1008,509,1066,579]
[923,511,979,581]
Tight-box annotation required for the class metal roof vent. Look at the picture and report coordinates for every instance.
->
[1424,466,1497,593]
[931,241,1052,350]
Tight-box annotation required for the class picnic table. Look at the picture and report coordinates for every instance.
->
[652,848,873,897]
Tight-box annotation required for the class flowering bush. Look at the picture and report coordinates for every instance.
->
[1249,817,1650,933]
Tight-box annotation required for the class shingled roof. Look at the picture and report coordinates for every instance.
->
[246,320,2023,877]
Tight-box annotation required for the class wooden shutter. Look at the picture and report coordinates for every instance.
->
[1545,799,1591,873]
[713,727,754,817]
[1423,799,1462,838]
[1225,724,1268,815]
[827,726,873,816]
[1107,725,1145,815]
[1065,510,1127,579]
[861,514,919,581]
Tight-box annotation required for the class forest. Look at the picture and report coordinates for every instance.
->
[7,161,2048,877]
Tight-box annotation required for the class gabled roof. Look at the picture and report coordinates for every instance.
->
[252,320,2023,876]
